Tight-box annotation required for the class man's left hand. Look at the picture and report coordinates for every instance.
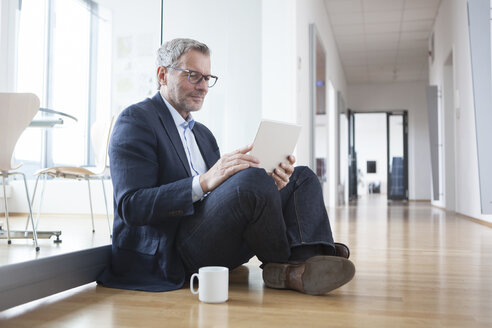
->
[270,155,296,190]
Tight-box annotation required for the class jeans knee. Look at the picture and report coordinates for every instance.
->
[293,165,317,181]
[234,167,277,199]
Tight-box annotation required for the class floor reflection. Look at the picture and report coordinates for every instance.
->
[0,214,111,266]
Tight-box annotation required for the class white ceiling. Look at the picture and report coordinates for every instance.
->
[324,0,441,84]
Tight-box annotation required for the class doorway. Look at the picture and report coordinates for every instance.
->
[346,111,409,202]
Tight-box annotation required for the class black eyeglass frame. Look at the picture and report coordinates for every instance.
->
[165,66,218,88]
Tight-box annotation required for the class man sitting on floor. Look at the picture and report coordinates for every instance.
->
[97,38,355,295]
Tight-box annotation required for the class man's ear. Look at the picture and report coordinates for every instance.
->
[157,66,167,86]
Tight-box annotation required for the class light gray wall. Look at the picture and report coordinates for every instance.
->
[442,62,456,211]
[295,0,349,169]
[295,0,349,207]
[467,0,492,215]
[162,0,263,154]
[426,85,440,201]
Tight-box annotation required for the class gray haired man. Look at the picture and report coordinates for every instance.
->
[98,38,355,295]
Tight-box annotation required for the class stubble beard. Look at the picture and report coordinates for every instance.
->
[162,84,206,117]
[181,93,205,113]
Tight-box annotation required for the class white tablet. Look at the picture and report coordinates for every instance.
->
[250,120,301,173]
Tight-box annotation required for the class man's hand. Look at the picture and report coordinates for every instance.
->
[199,144,260,193]
[270,155,296,190]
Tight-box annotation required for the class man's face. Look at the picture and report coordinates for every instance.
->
[159,49,211,118]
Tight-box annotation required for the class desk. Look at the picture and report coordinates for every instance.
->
[29,107,78,128]
[29,118,64,128]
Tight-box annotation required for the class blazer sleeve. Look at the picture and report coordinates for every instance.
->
[109,106,195,226]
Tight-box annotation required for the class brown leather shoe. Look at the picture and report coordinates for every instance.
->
[262,256,355,295]
[334,242,350,259]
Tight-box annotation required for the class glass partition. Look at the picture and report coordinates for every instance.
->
[2,0,162,266]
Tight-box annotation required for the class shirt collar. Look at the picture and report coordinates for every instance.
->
[160,93,195,130]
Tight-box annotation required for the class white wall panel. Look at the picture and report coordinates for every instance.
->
[429,0,492,221]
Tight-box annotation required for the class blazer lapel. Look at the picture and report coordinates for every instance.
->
[150,93,192,177]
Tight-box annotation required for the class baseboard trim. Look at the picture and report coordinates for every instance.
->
[428,205,492,228]
[430,204,446,211]
[0,213,24,217]
[0,245,111,311]
[456,212,492,229]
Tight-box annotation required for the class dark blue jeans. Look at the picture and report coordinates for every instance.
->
[176,166,335,274]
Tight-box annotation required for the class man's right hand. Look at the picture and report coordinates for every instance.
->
[199,144,260,193]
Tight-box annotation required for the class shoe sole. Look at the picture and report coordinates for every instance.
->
[302,256,355,295]
[263,256,355,295]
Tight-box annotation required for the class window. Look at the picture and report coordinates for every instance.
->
[8,0,161,178]
[14,0,47,172]
[50,0,91,166]
[14,0,112,175]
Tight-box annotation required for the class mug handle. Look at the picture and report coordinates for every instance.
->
[190,273,199,295]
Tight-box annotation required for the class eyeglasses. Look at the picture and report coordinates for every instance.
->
[166,66,218,88]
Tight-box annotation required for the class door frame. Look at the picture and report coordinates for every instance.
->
[347,109,357,201]
[386,111,409,201]
[348,110,409,201]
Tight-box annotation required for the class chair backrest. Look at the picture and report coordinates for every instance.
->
[0,93,40,171]
[90,114,116,174]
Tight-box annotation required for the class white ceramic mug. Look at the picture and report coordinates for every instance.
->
[190,266,229,303]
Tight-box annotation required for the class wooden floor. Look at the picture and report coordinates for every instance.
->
[1,194,492,327]
[0,213,112,266]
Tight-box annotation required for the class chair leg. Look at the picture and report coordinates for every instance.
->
[87,178,95,233]
[25,174,41,232]
[25,173,46,232]
[36,174,48,231]
[2,174,12,244]
[20,172,40,251]
[101,177,112,238]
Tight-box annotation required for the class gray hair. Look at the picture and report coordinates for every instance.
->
[156,38,210,68]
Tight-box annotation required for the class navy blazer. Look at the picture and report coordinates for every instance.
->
[97,93,220,291]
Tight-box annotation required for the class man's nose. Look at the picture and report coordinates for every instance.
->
[195,77,209,91]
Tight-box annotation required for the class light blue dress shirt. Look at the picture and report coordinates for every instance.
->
[161,94,207,203]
